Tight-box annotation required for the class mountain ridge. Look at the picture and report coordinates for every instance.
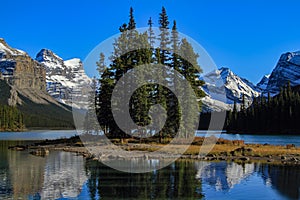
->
[2,37,300,113]
[201,67,261,112]
[0,39,75,129]
[264,51,300,96]
[35,49,91,109]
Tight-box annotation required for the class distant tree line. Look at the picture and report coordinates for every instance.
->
[226,82,300,134]
[0,76,76,131]
[18,99,75,129]
[0,105,24,131]
[86,7,205,141]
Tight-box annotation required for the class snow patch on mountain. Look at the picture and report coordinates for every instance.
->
[265,51,300,95]
[36,49,91,109]
[0,38,26,58]
[64,58,81,69]
[201,96,232,112]
[202,67,260,110]
[256,74,270,91]
[36,49,64,72]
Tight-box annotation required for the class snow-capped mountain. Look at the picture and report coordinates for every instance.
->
[264,51,300,95]
[201,67,261,111]
[0,38,26,58]
[257,74,270,91]
[36,49,91,109]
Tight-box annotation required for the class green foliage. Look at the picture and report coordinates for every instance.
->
[19,95,75,129]
[96,7,205,141]
[0,104,24,131]
[0,80,75,130]
[84,78,100,134]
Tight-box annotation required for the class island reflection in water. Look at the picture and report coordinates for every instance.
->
[0,141,299,199]
[85,160,299,200]
[0,141,87,199]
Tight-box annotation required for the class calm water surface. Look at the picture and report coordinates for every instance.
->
[0,140,299,200]
[1,130,300,146]
[0,130,78,140]
[197,131,300,146]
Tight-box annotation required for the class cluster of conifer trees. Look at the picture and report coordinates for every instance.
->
[0,105,24,131]
[226,82,300,134]
[90,7,205,140]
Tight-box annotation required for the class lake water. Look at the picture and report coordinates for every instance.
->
[0,130,78,140]
[0,132,300,199]
[1,130,300,147]
[0,139,299,199]
[197,131,300,146]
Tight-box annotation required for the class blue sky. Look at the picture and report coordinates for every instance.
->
[1,0,300,83]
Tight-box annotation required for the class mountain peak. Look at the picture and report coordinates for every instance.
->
[36,49,63,63]
[0,38,26,58]
[278,51,300,65]
[34,49,91,109]
[219,67,233,79]
[257,74,270,91]
[219,67,230,71]
[35,49,65,71]
[264,51,300,95]
[203,67,260,106]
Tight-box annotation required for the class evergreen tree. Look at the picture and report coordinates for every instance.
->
[84,77,99,134]
[226,82,300,134]
[95,7,206,141]
[147,17,156,48]
[0,105,24,131]
[128,7,136,30]
[158,6,171,64]
[96,53,106,76]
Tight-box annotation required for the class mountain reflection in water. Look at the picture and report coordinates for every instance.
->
[85,160,299,200]
[0,141,87,199]
[0,140,299,200]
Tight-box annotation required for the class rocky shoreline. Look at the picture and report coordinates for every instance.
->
[66,146,300,166]
[8,136,300,166]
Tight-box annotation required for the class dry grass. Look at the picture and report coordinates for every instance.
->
[80,136,300,157]
[247,144,300,156]
[184,143,300,156]
[116,140,300,157]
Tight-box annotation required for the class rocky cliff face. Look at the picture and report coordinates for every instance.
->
[0,38,46,91]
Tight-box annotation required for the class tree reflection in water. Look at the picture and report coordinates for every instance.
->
[85,160,300,200]
[85,160,203,199]
[0,140,299,200]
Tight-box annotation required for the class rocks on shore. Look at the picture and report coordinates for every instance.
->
[230,146,253,156]
[30,148,49,157]
[8,145,27,151]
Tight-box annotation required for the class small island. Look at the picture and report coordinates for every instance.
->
[9,135,300,166]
